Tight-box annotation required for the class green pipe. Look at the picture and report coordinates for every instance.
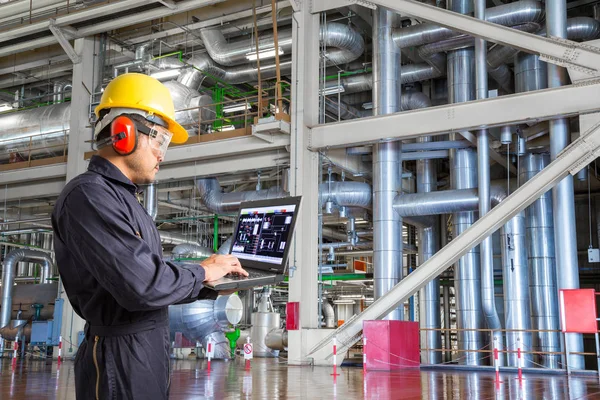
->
[324,68,372,81]
[213,215,219,253]
[152,51,183,62]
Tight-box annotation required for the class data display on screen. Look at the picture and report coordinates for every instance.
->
[230,204,297,265]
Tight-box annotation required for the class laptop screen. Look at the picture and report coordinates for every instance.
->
[230,198,300,271]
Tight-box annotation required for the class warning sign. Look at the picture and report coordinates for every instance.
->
[244,343,253,360]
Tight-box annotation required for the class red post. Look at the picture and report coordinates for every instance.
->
[11,339,18,370]
[331,337,340,377]
[493,343,500,384]
[517,340,523,382]
[57,335,62,365]
[207,340,212,373]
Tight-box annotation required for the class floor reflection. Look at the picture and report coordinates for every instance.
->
[1,356,600,399]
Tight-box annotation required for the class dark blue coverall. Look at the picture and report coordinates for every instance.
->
[52,155,216,399]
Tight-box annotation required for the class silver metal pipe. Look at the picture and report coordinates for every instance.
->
[451,149,484,365]
[515,53,560,369]
[200,23,364,67]
[172,243,214,259]
[520,154,561,369]
[142,183,158,221]
[475,0,504,366]
[547,0,585,370]
[501,212,533,367]
[488,17,600,91]
[196,178,287,213]
[264,328,288,350]
[0,248,54,328]
[373,7,403,321]
[180,53,293,87]
[158,231,202,246]
[392,1,544,48]
[417,137,442,364]
[319,181,372,209]
[322,300,335,328]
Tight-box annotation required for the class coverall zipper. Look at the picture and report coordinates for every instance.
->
[93,335,100,400]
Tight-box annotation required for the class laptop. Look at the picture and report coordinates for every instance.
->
[204,196,301,291]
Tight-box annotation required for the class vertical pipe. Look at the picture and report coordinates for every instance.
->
[372,7,403,320]
[546,0,584,370]
[521,153,561,369]
[501,212,533,367]
[142,183,158,221]
[451,148,483,365]
[447,10,483,362]
[213,215,219,253]
[475,0,503,365]
[417,147,442,364]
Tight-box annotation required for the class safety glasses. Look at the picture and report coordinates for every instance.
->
[147,124,173,157]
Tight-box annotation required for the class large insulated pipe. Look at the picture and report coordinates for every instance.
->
[372,7,403,320]
[521,154,561,368]
[516,50,561,369]
[393,183,509,216]
[1,249,54,328]
[547,0,584,370]
[392,1,544,49]
[417,142,442,364]
[451,149,484,365]
[501,212,533,367]
[200,23,364,67]
[322,300,335,328]
[476,0,504,366]
[447,0,484,362]
[197,178,372,213]
[196,178,287,213]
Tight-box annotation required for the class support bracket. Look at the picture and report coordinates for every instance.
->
[48,20,81,64]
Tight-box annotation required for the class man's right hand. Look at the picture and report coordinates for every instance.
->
[200,254,248,282]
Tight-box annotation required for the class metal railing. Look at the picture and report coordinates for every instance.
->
[0,129,69,168]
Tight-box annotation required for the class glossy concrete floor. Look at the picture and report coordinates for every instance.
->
[1,356,600,399]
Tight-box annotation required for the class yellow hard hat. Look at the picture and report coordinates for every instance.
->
[95,73,188,144]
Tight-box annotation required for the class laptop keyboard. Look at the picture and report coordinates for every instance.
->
[226,270,271,280]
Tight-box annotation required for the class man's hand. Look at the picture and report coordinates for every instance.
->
[200,254,248,282]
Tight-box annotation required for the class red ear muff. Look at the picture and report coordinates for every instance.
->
[111,116,138,156]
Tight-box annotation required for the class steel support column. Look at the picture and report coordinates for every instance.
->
[547,0,585,370]
[287,3,322,365]
[60,36,98,359]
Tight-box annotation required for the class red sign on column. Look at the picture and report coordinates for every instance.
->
[559,289,598,333]
[286,302,300,330]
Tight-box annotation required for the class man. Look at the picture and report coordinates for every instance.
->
[52,73,247,400]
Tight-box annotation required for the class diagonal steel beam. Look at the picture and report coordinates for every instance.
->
[308,113,600,361]
[48,21,81,64]
[348,0,600,78]
[309,81,600,149]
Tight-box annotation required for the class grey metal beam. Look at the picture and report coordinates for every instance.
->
[157,150,288,181]
[308,112,600,363]
[309,81,600,149]
[0,164,67,186]
[0,0,150,44]
[0,180,65,202]
[163,135,290,166]
[48,22,81,64]
[0,0,227,58]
